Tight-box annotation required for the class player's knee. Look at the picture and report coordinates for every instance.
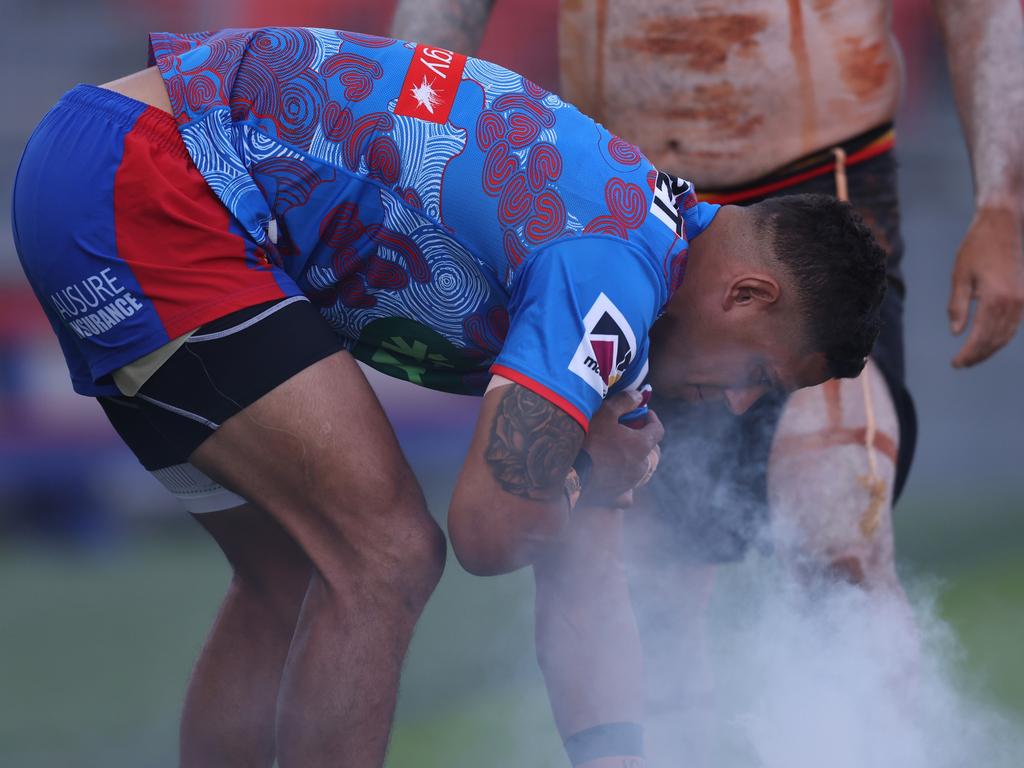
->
[324,494,446,611]
[228,567,309,633]
[393,509,447,606]
[227,544,310,625]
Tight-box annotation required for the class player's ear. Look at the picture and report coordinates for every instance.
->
[722,274,780,310]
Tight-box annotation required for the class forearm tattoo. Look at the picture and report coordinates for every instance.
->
[485,387,580,500]
[390,0,497,53]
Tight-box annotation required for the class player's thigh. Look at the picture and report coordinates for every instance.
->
[190,352,450,601]
[767,359,900,585]
[188,348,438,566]
[102,298,439,576]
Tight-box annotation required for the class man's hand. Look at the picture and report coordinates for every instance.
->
[931,0,1024,366]
[581,390,665,507]
[948,204,1024,368]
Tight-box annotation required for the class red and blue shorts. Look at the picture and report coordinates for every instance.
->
[11,84,303,397]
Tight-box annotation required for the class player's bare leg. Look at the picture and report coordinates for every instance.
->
[534,505,646,768]
[189,350,446,768]
[767,359,915,628]
[624,511,717,768]
[180,503,311,768]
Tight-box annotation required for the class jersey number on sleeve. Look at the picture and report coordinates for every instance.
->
[650,171,687,237]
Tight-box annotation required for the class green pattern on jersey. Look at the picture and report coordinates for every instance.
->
[351,317,490,395]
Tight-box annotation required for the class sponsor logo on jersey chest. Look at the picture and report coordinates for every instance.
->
[395,44,467,124]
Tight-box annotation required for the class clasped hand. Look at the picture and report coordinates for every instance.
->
[578,390,664,508]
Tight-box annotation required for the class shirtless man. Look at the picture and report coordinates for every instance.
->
[394,1,1024,765]
[560,2,1024,759]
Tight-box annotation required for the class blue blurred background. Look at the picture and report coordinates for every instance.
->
[1,1,1022,765]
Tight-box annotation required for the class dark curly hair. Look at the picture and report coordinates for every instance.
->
[752,194,887,379]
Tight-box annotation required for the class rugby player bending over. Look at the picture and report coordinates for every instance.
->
[14,27,884,768]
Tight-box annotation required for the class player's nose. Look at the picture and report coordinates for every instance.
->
[722,386,766,415]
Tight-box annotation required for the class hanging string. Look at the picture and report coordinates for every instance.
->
[833,147,886,537]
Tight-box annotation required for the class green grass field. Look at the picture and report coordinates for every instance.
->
[1,491,1021,767]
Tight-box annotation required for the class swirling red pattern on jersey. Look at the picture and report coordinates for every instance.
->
[366,224,431,283]
[201,33,252,79]
[321,52,384,102]
[315,203,373,308]
[398,186,424,210]
[491,93,555,129]
[608,136,642,167]
[314,203,413,310]
[525,190,566,243]
[249,28,317,81]
[464,306,510,354]
[232,63,283,125]
[338,31,397,48]
[163,73,188,124]
[320,106,396,171]
[503,228,527,267]
[345,112,395,171]
[364,254,410,291]
[159,35,200,58]
[478,81,571,259]
[583,216,628,238]
[322,101,352,142]
[367,136,402,185]
[278,70,329,148]
[254,157,336,215]
[476,111,506,150]
[497,172,534,226]
[321,201,365,252]
[482,140,517,196]
[507,112,542,148]
[583,177,646,237]
[667,247,688,294]
[526,143,562,193]
[523,79,550,101]
[605,178,646,229]
[183,70,223,113]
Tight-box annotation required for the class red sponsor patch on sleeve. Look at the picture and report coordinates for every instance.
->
[395,44,468,124]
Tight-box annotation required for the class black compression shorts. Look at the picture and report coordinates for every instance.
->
[98,297,343,512]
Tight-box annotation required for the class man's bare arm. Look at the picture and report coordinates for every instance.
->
[932,0,1024,367]
[449,383,661,575]
[450,383,582,575]
[390,0,497,53]
[485,385,581,500]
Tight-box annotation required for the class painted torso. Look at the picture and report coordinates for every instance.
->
[559,0,901,186]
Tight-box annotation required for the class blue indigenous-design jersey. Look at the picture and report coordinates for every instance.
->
[148,27,718,429]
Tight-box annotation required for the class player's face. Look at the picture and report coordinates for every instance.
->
[648,304,829,415]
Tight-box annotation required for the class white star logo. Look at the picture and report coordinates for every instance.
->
[409,76,442,114]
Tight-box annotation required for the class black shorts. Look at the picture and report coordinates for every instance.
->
[99,297,342,512]
[645,129,917,563]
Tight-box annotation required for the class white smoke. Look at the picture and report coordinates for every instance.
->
[643,545,1024,768]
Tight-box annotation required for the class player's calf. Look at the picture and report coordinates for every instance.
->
[181,504,312,768]
[534,505,647,768]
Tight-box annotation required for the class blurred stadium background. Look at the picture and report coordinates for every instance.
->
[1,1,1021,765]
